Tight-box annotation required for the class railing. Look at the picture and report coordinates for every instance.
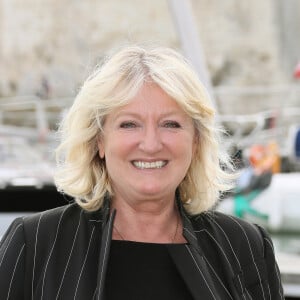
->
[213,85,300,168]
[0,96,73,139]
[0,96,73,188]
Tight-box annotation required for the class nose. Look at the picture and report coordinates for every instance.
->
[138,124,163,153]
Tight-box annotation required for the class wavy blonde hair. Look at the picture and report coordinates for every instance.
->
[54,45,234,214]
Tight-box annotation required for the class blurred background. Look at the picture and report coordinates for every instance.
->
[0,0,300,298]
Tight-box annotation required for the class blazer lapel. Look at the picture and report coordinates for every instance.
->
[91,198,116,300]
[167,243,222,300]
[175,197,240,300]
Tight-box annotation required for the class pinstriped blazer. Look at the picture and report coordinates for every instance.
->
[0,199,283,300]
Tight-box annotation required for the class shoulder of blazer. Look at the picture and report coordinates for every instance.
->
[20,203,107,249]
[182,211,284,299]
[189,211,284,299]
[22,202,108,229]
[22,203,81,229]
[188,211,267,271]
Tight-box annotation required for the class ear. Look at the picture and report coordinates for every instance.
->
[97,135,105,159]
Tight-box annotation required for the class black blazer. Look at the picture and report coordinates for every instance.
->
[0,199,283,300]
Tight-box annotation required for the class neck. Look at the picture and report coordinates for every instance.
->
[111,196,184,243]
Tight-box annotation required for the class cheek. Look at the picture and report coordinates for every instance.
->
[177,133,196,155]
[166,139,194,171]
[104,135,138,161]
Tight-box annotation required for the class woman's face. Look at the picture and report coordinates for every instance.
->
[98,83,196,203]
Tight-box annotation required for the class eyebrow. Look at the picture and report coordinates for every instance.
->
[112,110,188,120]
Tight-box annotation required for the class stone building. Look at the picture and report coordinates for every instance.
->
[0,0,299,113]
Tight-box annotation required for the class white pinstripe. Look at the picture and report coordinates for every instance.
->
[40,206,69,299]
[183,227,197,240]
[6,244,25,300]
[194,229,233,267]
[266,282,271,299]
[0,223,22,270]
[31,212,44,300]
[194,227,248,299]
[202,255,234,299]
[182,214,197,238]
[212,215,283,299]
[245,288,254,300]
[92,288,97,299]
[205,214,242,268]
[194,215,277,300]
[97,215,114,300]
[89,219,103,223]
[55,210,83,300]
[264,237,284,299]
[185,245,218,300]
[74,227,95,300]
[236,275,247,300]
[205,215,248,299]
[227,215,266,300]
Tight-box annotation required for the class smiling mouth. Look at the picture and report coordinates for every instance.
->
[132,161,168,169]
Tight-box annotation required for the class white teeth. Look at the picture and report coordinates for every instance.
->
[133,161,167,169]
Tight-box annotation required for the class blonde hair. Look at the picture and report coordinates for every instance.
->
[54,45,234,214]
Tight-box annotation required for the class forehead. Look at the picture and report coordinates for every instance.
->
[112,83,188,117]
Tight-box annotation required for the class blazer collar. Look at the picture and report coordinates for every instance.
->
[176,196,200,250]
[176,198,245,300]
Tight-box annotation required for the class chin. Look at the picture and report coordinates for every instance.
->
[136,185,174,199]
[139,188,163,196]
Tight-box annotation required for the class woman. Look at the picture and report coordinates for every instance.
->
[0,46,283,299]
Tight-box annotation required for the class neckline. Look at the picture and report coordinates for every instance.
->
[111,239,188,246]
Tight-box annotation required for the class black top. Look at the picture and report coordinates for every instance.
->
[105,240,194,300]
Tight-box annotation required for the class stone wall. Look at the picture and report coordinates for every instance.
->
[0,0,299,105]
[0,0,177,97]
[194,0,284,86]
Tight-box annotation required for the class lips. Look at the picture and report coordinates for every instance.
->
[132,160,168,169]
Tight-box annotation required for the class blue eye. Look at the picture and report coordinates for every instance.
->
[163,121,181,128]
[120,121,137,128]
